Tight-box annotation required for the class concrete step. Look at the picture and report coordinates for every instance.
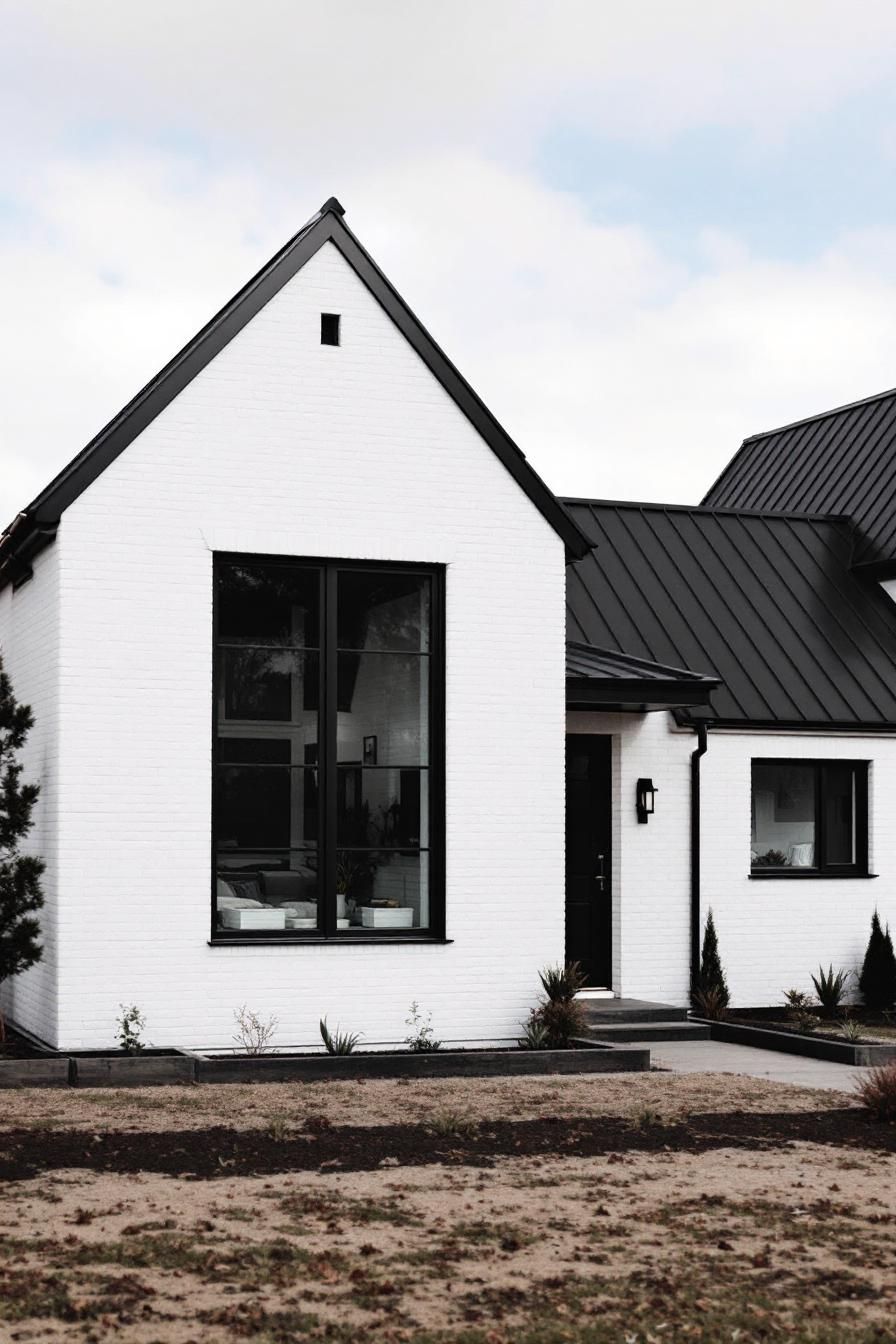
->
[578,997,689,1026]
[582,1021,711,1043]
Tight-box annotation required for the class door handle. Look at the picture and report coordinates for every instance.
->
[594,854,605,889]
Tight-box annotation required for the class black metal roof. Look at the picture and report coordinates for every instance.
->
[702,385,896,573]
[564,498,896,728]
[566,640,719,711]
[0,198,590,590]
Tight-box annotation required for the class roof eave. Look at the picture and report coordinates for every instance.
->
[566,677,718,711]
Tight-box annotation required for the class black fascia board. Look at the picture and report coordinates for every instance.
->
[672,710,896,733]
[850,557,896,581]
[566,677,717,709]
[0,197,590,590]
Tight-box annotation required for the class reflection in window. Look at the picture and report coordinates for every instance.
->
[750,760,867,875]
[213,559,440,937]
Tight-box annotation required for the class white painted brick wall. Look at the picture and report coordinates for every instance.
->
[33,240,566,1050]
[0,543,60,1041]
[702,729,896,1007]
[566,714,896,1008]
[567,711,693,1005]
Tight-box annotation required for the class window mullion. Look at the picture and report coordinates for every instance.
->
[323,565,338,935]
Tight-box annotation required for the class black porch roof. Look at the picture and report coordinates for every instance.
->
[566,640,719,711]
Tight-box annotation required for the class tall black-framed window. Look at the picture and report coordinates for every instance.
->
[750,759,869,877]
[212,555,444,940]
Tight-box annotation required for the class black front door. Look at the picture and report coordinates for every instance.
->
[565,734,611,986]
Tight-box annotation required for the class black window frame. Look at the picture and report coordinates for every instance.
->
[750,757,869,879]
[211,553,446,942]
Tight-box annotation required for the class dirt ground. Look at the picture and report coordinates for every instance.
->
[2,1070,894,1344]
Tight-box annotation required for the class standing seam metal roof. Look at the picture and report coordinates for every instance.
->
[563,499,896,727]
[702,387,896,568]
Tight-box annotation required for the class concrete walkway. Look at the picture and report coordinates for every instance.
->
[651,1038,862,1092]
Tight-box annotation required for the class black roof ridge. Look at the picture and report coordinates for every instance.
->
[561,496,855,525]
[740,384,896,444]
[566,638,720,684]
[0,196,590,587]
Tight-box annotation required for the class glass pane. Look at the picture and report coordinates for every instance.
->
[216,850,319,932]
[218,561,320,648]
[336,654,428,764]
[216,765,319,851]
[337,768,428,847]
[751,762,816,868]
[337,571,431,652]
[219,650,319,728]
[338,850,429,930]
[823,766,856,866]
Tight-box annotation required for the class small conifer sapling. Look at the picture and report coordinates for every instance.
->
[858,910,896,1011]
[0,653,45,1042]
[691,907,730,1017]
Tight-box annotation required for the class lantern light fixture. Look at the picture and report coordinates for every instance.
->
[636,777,658,824]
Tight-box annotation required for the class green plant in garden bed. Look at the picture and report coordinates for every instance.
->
[319,1017,362,1055]
[116,1004,146,1055]
[811,964,849,1016]
[783,988,820,1033]
[691,907,730,1019]
[405,1001,441,1052]
[859,910,896,1011]
[520,960,587,1049]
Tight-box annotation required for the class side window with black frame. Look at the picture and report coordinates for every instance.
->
[750,759,868,875]
[213,556,444,939]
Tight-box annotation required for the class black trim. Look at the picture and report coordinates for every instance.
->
[851,558,896,582]
[748,871,878,880]
[0,198,590,590]
[676,716,896,733]
[750,757,869,878]
[212,553,445,943]
[566,678,716,709]
[210,936,454,947]
[690,723,708,996]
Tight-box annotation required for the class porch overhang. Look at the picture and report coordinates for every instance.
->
[566,641,720,713]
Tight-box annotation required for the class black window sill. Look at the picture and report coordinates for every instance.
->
[749,871,877,880]
[209,935,453,947]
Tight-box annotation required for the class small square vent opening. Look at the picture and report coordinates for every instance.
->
[321,313,341,346]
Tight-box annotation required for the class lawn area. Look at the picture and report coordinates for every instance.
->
[1,1071,894,1343]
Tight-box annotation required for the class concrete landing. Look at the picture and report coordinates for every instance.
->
[578,998,687,1025]
[650,1039,862,1093]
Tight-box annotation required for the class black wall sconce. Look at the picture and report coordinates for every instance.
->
[636,778,658,824]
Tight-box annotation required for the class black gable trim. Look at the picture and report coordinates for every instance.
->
[0,198,589,588]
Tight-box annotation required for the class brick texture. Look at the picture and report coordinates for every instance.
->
[5,240,567,1050]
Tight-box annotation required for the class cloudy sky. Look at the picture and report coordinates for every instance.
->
[3,1,896,522]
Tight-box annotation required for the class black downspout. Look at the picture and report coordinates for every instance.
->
[690,722,709,996]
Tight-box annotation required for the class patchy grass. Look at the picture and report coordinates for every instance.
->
[1,1073,894,1342]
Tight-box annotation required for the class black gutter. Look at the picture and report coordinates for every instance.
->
[690,721,709,996]
[566,677,719,709]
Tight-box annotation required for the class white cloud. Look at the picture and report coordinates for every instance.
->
[4,0,896,174]
[4,3,896,519]
[4,149,896,521]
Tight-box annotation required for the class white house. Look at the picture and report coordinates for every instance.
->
[2,198,895,1049]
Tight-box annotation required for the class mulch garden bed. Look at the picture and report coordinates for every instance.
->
[0,1026,53,1060]
[727,1008,896,1046]
[2,1108,894,1182]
